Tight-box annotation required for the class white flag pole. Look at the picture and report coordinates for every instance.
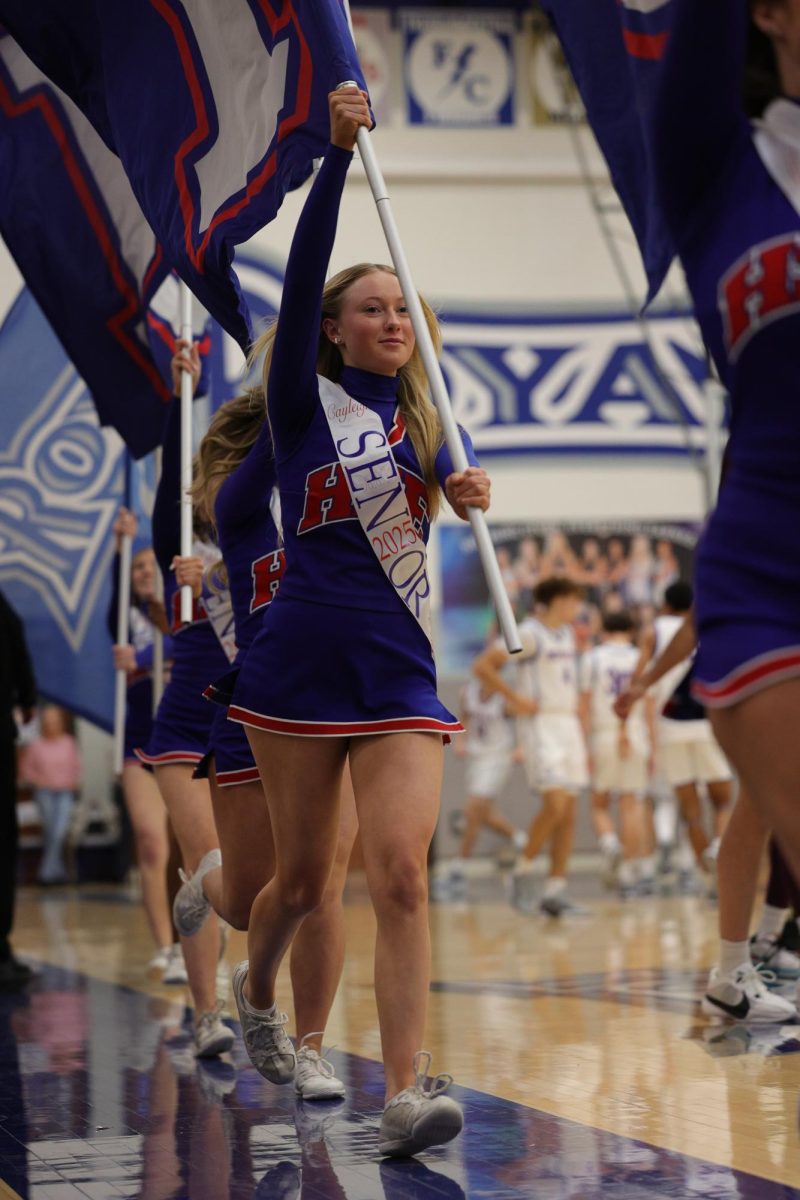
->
[152,446,165,714]
[334,76,520,652]
[113,531,133,776]
[179,281,194,624]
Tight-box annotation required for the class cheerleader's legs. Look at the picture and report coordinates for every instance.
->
[153,765,223,1015]
[348,732,443,1101]
[709,679,800,885]
[716,785,769,943]
[242,733,348,1012]
[206,766,275,931]
[121,763,172,951]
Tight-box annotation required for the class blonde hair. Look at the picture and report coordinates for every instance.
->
[191,388,267,592]
[191,388,267,531]
[249,263,446,520]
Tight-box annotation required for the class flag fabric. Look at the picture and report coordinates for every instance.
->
[541,0,675,302]
[0,287,124,730]
[0,30,173,458]
[0,1,369,351]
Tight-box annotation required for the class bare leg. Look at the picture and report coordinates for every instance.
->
[204,766,275,930]
[673,782,710,865]
[547,792,576,879]
[710,681,800,885]
[522,789,573,864]
[153,766,221,1014]
[121,763,171,951]
[716,785,770,943]
[290,762,359,1049]
[707,778,734,841]
[348,732,443,1101]
[618,794,648,860]
[590,791,616,842]
[480,802,517,841]
[242,729,346,1010]
[460,797,489,859]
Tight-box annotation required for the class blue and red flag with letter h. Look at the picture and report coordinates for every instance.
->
[541,0,675,304]
[0,1,368,352]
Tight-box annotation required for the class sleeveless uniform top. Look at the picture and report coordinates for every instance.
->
[515,618,578,715]
[580,640,647,743]
[461,679,514,756]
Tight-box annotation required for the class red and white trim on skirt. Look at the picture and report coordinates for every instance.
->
[692,646,800,708]
[227,704,464,738]
[134,748,205,767]
[216,765,262,788]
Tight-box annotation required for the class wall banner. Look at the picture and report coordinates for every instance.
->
[400,8,516,127]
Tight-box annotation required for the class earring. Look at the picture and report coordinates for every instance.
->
[334,336,342,344]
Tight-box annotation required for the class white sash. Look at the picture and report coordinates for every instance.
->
[196,540,238,663]
[318,375,432,644]
[753,100,800,219]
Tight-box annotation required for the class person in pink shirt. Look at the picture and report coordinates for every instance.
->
[22,706,81,885]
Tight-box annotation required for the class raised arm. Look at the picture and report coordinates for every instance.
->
[268,89,371,454]
[651,0,749,233]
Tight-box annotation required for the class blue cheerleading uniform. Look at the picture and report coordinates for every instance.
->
[107,558,174,765]
[196,418,286,786]
[136,397,232,767]
[651,2,800,707]
[228,144,477,737]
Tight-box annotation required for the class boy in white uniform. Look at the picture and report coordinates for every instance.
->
[635,583,732,880]
[474,578,588,916]
[443,679,524,894]
[579,611,655,896]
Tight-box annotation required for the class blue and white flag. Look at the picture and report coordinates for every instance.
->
[0,288,124,730]
[1,1,369,352]
[0,31,173,458]
[541,0,675,303]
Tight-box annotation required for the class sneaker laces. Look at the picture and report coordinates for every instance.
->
[298,1032,336,1077]
[245,1008,291,1056]
[412,1051,455,1099]
[196,1000,225,1033]
[739,963,777,993]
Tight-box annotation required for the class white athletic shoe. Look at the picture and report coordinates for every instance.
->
[701,964,798,1024]
[232,961,296,1084]
[509,868,537,913]
[162,944,189,985]
[378,1051,463,1157]
[294,1033,346,1100]
[750,935,800,981]
[148,945,171,974]
[173,849,222,937]
[194,1001,235,1058]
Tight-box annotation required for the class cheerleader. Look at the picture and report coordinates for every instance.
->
[136,350,233,1059]
[107,508,175,975]
[226,89,490,1157]
[171,385,358,1100]
[650,0,800,880]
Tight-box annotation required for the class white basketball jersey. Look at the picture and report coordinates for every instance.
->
[461,680,513,755]
[516,618,578,714]
[580,641,647,739]
[651,614,693,712]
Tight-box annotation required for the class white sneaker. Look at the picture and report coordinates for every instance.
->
[194,1002,235,1058]
[378,1051,463,1157]
[232,961,296,1084]
[701,964,798,1024]
[294,1033,346,1100]
[148,946,171,974]
[162,944,189,985]
[509,868,537,913]
[173,849,221,937]
[750,935,800,981]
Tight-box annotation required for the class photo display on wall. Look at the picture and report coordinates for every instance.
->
[438,520,700,675]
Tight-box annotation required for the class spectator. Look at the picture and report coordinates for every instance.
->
[21,706,81,885]
[0,589,37,989]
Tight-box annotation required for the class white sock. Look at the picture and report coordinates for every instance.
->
[756,904,787,942]
[719,939,750,977]
[513,857,537,878]
[599,832,620,856]
[638,855,656,881]
[543,875,566,900]
[512,829,528,850]
[618,860,637,887]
